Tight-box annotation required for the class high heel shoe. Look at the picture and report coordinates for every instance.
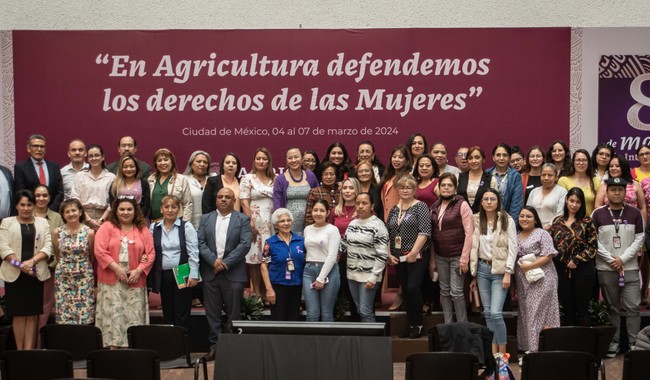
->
[389,292,403,311]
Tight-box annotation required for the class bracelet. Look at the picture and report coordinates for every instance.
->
[10,259,23,268]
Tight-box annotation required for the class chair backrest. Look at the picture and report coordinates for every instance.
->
[0,349,74,380]
[40,324,104,361]
[87,348,160,380]
[521,351,598,380]
[0,326,13,354]
[622,350,650,380]
[538,326,601,355]
[127,325,190,366]
[406,352,479,380]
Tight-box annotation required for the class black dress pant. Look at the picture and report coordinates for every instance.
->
[160,269,193,331]
[396,253,429,326]
[555,259,596,326]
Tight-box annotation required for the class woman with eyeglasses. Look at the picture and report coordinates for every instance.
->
[592,144,614,183]
[558,149,600,215]
[301,150,321,179]
[386,175,432,338]
[515,206,560,353]
[509,147,526,174]
[469,189,517,354]
[428,173,473,325]
[486,143,523,221]
[261,208,306,321]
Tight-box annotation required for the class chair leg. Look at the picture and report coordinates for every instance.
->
[601,359,606,380]
[202,359,208,380]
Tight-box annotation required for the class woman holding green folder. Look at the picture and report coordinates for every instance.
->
[149,195,200,331]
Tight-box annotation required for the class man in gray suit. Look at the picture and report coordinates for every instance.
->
[198,188,251,360]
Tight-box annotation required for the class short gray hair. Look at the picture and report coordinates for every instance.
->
[271,208,293,226]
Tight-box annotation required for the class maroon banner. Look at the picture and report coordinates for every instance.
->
[12,29,570,171]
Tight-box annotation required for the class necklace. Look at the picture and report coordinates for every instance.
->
[342,205,355,218]
[289,169,304,183]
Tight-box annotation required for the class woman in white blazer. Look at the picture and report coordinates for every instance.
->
[0,189,53,349]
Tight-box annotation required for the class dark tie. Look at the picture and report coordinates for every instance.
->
[37,161,46,185]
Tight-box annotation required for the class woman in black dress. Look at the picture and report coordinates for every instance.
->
[0,190,53,349]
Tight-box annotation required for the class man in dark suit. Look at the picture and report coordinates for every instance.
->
[13,134,64,211]
[0,164,13,221]
[106,135,152,178]
[198,187,251,360]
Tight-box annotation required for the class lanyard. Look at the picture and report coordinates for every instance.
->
[607,205,625,235]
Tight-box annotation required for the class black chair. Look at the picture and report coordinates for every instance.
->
[538,326,605,380]
[127,325,208,380]
[521,351,598,380]
[40,324,104,368]
[87,349,160,380]
[622,350,650,380]
[0,349,74,380]
[406,352,479,380]
[0,326,13,354]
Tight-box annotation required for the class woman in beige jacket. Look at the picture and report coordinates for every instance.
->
[469,188,517,355]
[0,189,53,349]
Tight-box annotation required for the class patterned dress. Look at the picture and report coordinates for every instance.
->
[95,238,149,347]
[515,228,560,351]
[286,185,310,235]
[55,225,95,324]
[240,174,274,264]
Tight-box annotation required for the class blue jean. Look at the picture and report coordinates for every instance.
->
[476,260,508,345]
[348,279,378,322]
[302,262,341,322]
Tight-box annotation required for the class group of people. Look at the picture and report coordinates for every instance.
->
[0,133,649,359]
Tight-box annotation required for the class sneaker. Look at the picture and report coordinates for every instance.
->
[409,325,423,339]
[607,342,619,358]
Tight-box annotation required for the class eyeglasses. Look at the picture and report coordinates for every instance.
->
[456,153,467,158]
[29,144,46,149]
[322,172,337,177]
[510,158,523,163]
